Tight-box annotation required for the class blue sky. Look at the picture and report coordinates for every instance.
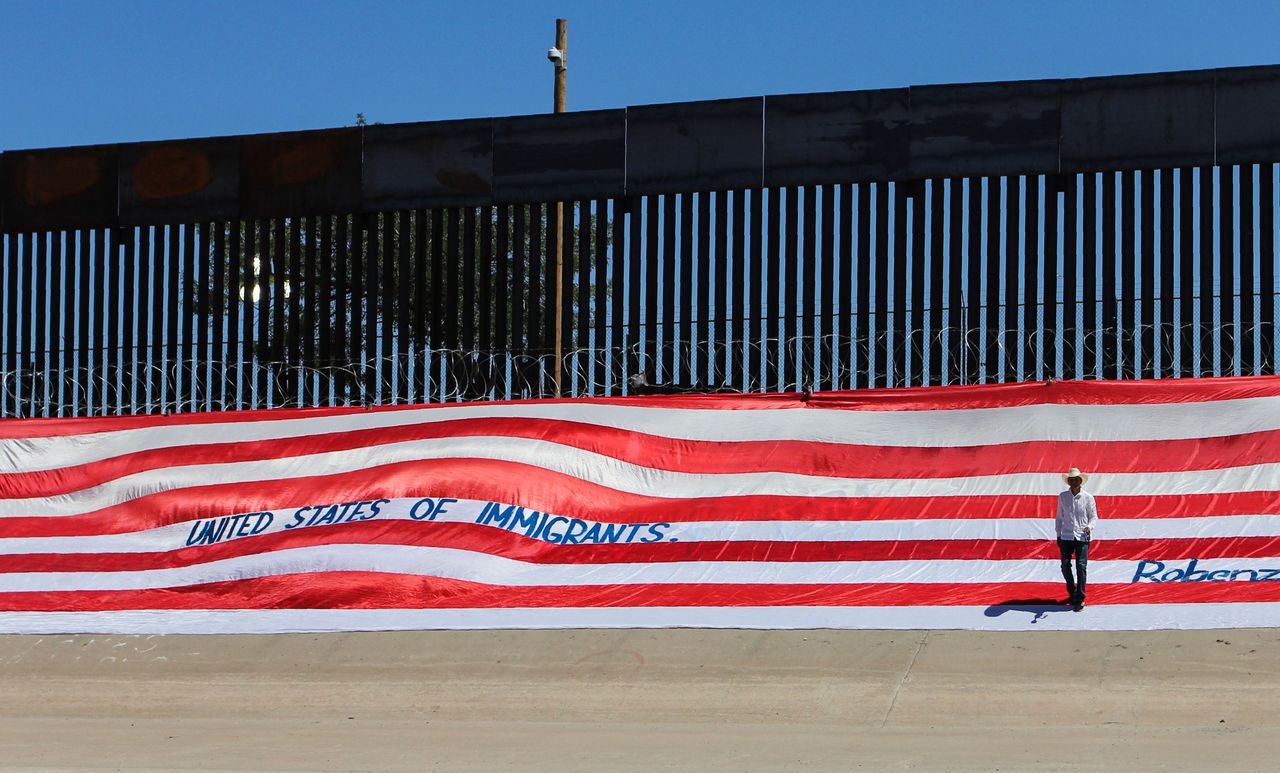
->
[2,0,1279,151]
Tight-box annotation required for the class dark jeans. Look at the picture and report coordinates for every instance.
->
[1057,538,1089,602]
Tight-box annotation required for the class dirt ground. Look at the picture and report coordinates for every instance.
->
[1,628,1278,772]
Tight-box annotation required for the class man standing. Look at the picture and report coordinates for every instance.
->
[1056,467,1098,612]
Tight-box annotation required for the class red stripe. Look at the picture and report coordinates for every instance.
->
[7,416,1280,500]
[4,521,1280,573]
[808,375,1280,410]
[3,458,1278,538]
[3,572,1280,612]
[0,393,804,440]
[3,375,1278,440]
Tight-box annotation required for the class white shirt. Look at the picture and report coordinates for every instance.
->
[1055,489,1099,540]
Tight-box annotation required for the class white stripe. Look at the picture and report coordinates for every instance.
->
[5,434,1280,517]
[675,515,1280,542]
[0,543,1276,592]
[6,495,1280,555]
[4,394,1280,473]
[2,603,1279,633]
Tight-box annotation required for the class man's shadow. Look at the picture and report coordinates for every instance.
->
[984,598,1075,624]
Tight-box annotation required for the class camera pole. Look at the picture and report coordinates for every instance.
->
[552,18,567,398]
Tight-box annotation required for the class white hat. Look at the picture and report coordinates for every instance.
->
[1062,467,1089,484]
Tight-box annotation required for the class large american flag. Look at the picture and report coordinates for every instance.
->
[2,376,1279,633]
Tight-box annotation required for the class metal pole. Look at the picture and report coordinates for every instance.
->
[552,18,567,397]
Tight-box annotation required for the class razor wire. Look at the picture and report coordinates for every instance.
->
[1,319,1275,418]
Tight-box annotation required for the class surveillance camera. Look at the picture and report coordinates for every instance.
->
[547,47,564,64]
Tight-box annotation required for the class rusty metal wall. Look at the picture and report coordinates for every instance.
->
[2,66,1280,415]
